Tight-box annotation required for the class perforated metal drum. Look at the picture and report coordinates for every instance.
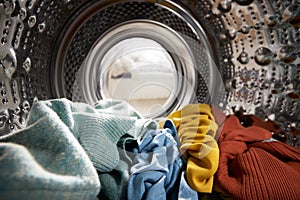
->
[0,0,299,146]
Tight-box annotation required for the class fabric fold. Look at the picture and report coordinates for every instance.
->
[0,100,101,200]
[0,98,152,199]
[216,114,300,200]
[128,120,183,200]
[162,104,219,193]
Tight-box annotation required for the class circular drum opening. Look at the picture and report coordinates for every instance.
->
[76,21,197,118]
[99,38,177,117]
[54,1,218,118]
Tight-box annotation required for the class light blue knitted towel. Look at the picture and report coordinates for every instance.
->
[0,98,157,200]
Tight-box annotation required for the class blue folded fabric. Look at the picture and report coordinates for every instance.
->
[127,120,184,200]
[178,172,198,200]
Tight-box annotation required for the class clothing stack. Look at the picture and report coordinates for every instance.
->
[0,99,299,200]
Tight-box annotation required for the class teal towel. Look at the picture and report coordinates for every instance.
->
[0,98,156,199]
[0,99,101,200]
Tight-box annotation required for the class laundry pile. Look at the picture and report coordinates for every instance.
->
[0,98,299,200]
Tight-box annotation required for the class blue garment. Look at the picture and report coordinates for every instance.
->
[0,98,154,200]
[127,120,183,200]
[178,172,198,200]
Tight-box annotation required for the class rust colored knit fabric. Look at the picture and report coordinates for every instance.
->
[216,115,300,200]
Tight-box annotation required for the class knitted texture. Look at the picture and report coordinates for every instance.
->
[0,101,101,199]
[0,98,149,199]
[30,98,141,172]
[216,115,300,200]
[162,104,219,193]
[98,120,158,200]
[98,160,130,200]
[233,111,288,143]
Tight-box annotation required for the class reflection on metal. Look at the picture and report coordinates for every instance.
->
[0,0,299,147]
[74,21,199,118]
[0,0,33,134]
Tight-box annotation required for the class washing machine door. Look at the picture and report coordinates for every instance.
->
[0,0,299,146]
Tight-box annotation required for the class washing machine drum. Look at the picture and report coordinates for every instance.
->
[0,0,299,142]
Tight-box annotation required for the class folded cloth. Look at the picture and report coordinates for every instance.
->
[161,104,219,193]
[27,98,145,172]
[217,115,272,143]
[233,110,287,142]
[97,109,158,200]
[178,171,198,200]
[0,98,151,199]
[128,120,183,200]
[216,115,300,200]
[98,160,130,200]
[0,101,101,199]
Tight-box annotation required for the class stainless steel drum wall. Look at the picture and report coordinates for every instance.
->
[0,0,299,147]
[53,1,218,115]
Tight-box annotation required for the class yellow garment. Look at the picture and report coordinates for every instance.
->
[160,104,219,193]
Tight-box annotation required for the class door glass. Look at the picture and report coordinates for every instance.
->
[101,38,177,117]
